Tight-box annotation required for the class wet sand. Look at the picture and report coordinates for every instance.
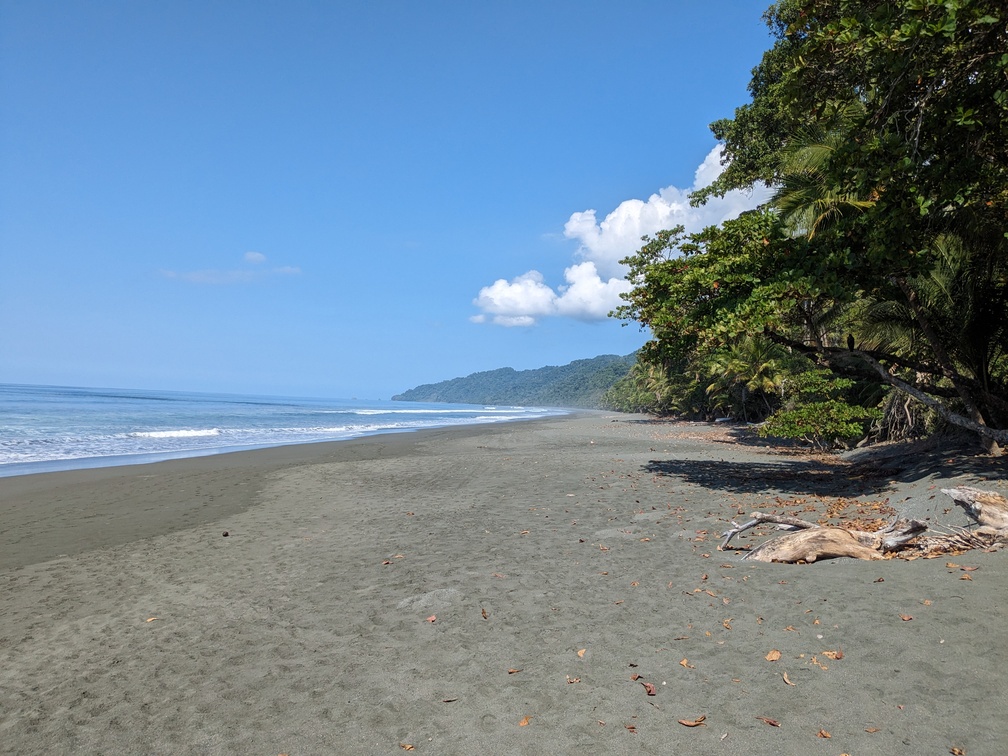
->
[1,414,1006,754]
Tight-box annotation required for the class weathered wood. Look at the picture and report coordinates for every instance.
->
[720,512,927,563]
[744,526,883,563]
[941,487,1008,531]
[719,511,815,551]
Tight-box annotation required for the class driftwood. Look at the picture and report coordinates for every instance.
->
[941,487,1008,531]
[719,486,1008,563]
[720,511,926,563]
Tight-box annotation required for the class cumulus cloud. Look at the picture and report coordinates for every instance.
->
[472,145,773,326]
[161,253,301,284]
[471,264,631,327]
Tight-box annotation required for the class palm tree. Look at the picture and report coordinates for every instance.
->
[705,335,787,422]
[771,116,1007,452]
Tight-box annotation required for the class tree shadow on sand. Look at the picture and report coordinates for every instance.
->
[644,429,1006,497]
[643,457,875,497]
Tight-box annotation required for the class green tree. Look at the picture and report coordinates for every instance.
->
[694,0,1008,452]
[705,335,788,421]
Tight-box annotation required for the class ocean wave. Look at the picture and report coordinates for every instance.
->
[343,408,523,416]
[130,428,222,439]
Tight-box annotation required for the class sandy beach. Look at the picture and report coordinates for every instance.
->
[1,413,1006,754]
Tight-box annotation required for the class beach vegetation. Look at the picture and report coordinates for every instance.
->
[612,0,1008,453]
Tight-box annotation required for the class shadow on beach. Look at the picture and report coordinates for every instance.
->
[643,428,1007,497]
[642,456,874,496]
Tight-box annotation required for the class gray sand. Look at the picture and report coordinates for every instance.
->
[1,415,1006,754]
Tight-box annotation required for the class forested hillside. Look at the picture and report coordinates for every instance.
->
[392,354,635,408]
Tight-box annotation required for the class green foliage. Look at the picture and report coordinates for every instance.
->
[393,354,636,409]
[704,335,789,421]
[601,359,710,416]
[759,369,882,450]
[611,0,1008,449]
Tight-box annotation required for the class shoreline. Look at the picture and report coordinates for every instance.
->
[2,413,1006,753]
[0,415,577,570]
[0,409,574,480]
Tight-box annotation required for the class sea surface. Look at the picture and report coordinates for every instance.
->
[0,384,567,477]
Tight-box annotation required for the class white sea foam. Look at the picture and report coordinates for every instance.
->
[0,384,567,476]
[131,428,221,439]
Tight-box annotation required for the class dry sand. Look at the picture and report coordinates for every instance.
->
[1,414,1006,754]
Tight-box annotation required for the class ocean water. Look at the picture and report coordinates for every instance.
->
[0,384,566,477]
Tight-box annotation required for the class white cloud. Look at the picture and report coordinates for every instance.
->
[472,262,631,326]
[244,251,267,264]
[472,144,772,326]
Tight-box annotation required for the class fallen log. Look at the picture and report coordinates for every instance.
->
[941,487,1008,531]
[720,512,927,563]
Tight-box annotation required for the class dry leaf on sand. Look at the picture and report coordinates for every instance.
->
[817,729,831,738]
[641,682,657,696]
[765,649,782,662]
[426,615,436,623]
[782,671,795,686]
[678,715,706,727]
[518,716,532,727]
[679,658,695,669]
[756,716,781,727]
[577,648,586,658]
[508,668,522,674]
[899,614,913,621]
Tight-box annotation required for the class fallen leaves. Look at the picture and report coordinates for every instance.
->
[765,649,782,662]
[817,729,831,738]
[782,671,796,686]
[481,607,489,620]
[507,668,522,675]
[518,716,532,727]
[678,714,706,727]
[756,716,781,727]
[810,656,829,671]
[566,675,581,684]
[679,658,695,669]
[822,648,843,660]
[577,648,587,658]
[425,615,437,623]
[641,682,657,696]
[399,745,414,751]
[899,613,914,621]
[145,617,159,623]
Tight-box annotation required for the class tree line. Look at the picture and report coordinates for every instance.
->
[604,0,1007,453]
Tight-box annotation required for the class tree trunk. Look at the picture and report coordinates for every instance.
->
[720,512,927,563]
[894,276,1002,455]
[941,487,1008,531]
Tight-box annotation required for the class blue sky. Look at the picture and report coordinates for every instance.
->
[1,1,774,399]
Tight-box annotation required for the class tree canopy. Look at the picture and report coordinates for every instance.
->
[612,0,1008,452]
